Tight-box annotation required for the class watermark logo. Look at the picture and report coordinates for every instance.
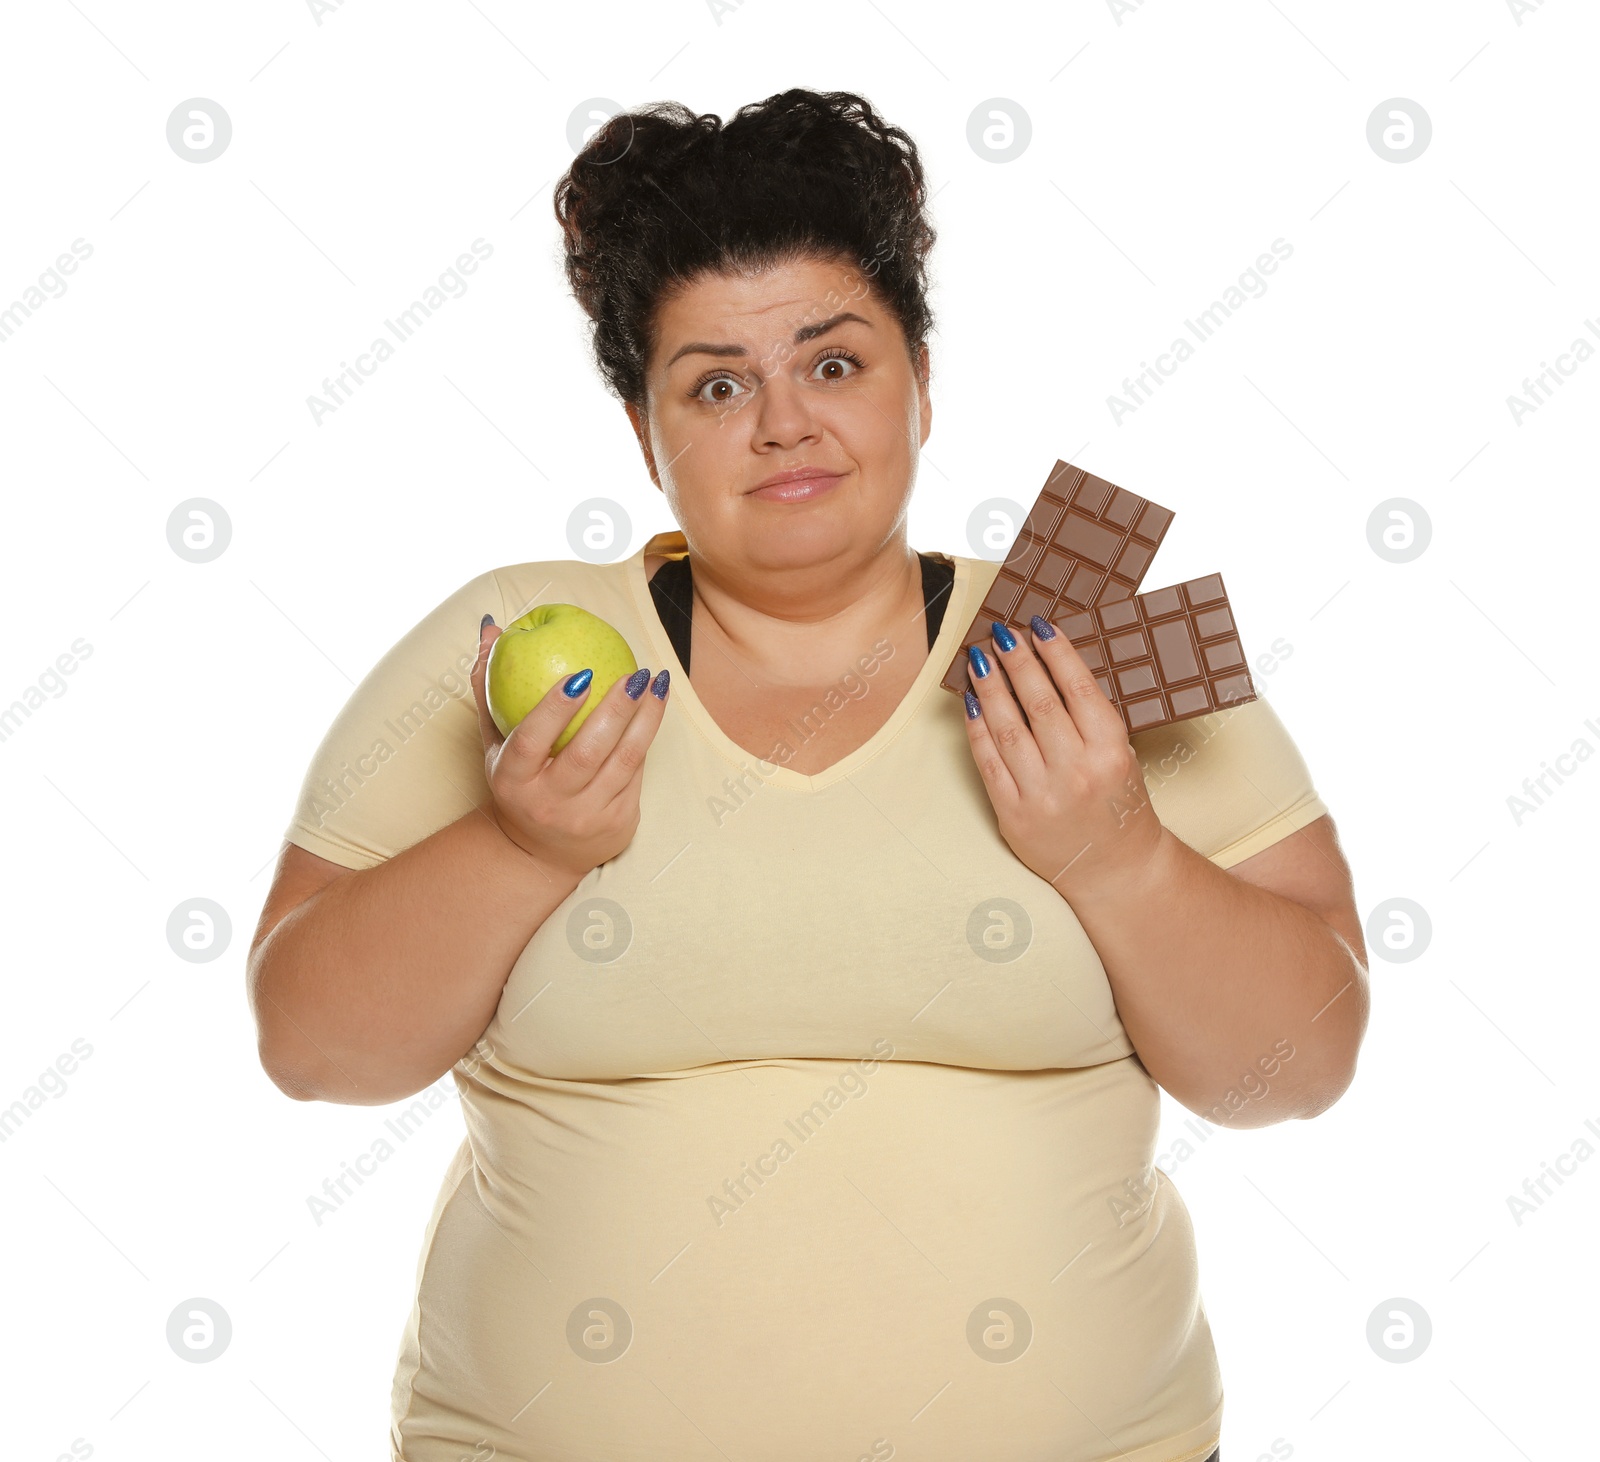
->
[566,1297,632,1361]
[166,99,232,163]
[964,497,1029,561]
[1365,498,1430,563]
[966,99,1031,163]
[566,498,632,563]
[965,897,1033,964]
[1365,1297,1431,1361]
[1364,898,1431,963]
[965,1297,1032,1361]
[566,897,633,964]
[166,1298,232,1361]
[166,899,232,964]
[1366,99,1431,163]
[167,498,232,563]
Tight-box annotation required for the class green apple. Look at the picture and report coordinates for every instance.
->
[486,604,638,751]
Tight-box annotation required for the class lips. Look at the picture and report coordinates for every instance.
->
[747,466,851,506]
[748,473,845,502]
[751,468,847,491]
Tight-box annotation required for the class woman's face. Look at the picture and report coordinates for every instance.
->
[626,252,932,576]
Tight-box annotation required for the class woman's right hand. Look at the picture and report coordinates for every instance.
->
[470,617,669,881]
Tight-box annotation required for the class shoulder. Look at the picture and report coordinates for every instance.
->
[1133,694,1328,868]
[486,556,639,624]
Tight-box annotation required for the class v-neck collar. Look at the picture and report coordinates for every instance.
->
[627,533,973,793]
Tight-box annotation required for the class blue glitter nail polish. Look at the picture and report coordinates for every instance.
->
[1030,615,1056,641]
[563,668,593,697]
[624,668,651,700]
[990,620,1017,653]
[651,668,671,700]
[967,644,991,679]
[964,689,982,720]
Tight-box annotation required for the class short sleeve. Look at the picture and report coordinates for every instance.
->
[281,567,507,871]
[1131,694,1329,870]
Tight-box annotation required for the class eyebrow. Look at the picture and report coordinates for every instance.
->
[663,312,874,370]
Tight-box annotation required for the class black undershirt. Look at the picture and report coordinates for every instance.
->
[647,552,955,678]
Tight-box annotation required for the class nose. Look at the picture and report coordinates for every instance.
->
[743,366,824,450]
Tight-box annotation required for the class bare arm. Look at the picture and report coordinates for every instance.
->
[1066,812,1370,1129]
[247,823,581,1106]
[960,620,1369,1130]
[248,617,668,1107]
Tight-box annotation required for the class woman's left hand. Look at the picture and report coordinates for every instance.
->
[962,616,1165,902]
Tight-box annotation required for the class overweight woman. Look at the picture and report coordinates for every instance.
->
[249,89,1369,1462]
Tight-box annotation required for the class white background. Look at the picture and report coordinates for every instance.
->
[2,1,1596,1459]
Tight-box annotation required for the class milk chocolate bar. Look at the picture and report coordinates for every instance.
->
[1042,574,1256,732]
[939,459,1175,698]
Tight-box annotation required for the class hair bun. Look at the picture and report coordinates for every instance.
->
[552,89,936,407]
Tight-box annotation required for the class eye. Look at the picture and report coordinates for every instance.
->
[812,347,866,381]
[689,371,749,405]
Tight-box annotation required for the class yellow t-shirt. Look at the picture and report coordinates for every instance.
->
[282,535,1328,1462]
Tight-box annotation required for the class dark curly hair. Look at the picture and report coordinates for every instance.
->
[553,88,937,410]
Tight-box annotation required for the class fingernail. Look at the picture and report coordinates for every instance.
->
[563,668,593,697]
[624,667,651,700]
[990,620,1017,653]
[1030,615,1056,641]
[964,689,982,720]
[481,612,495,631]
[967,644,991,679]
[651,668,671,700]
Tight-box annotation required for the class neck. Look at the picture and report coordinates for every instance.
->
[687,544,928,688]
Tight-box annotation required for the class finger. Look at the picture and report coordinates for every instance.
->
[595,670,672,810]
[962,639,1043,793]
[982,617,1084,772]
[1029,613,1131,749]
[470,615,506,751]
[496,667,599,784]
[553,666,664,807]
[960,677,1021,807]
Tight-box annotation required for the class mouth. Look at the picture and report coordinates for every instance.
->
[748,468,849,502]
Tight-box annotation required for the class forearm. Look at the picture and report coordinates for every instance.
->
[1065,826,1368,1127]
[248,808,582,1106]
